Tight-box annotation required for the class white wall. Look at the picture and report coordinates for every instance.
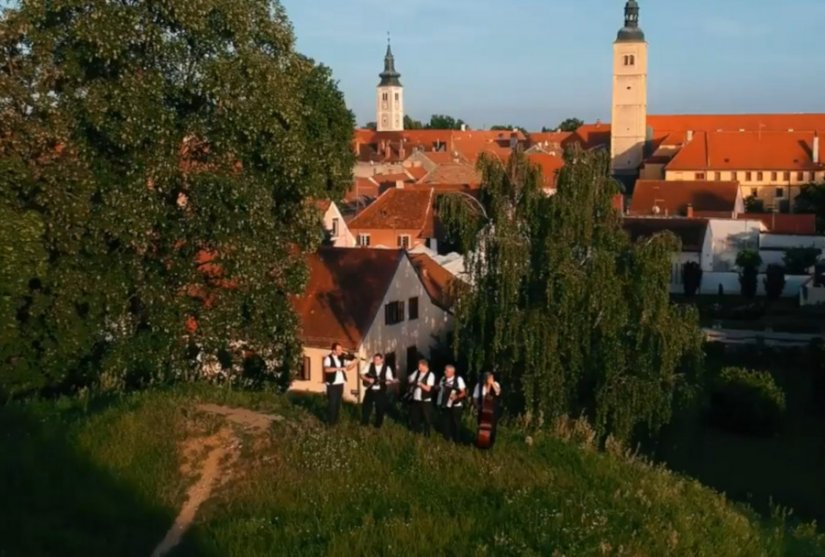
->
[707,219,763,272]
[760,234,825,251]
[360,255,453,384]
[291,346,361,403]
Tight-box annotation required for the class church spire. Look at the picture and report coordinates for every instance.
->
[617,1,645,42]
[379,33,402,87]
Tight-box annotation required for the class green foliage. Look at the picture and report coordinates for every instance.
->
[682,261,703,297]
[736,249,763,270]
[744,195,766,213]
[0,0,355,397]
[490,124,527,134]
[783,247,822,275]
[555,118,584,132]
[763,264,786,300]
[794,183,825,234]
[737,249,762,299]
[445,147,704,441]
[364,121,377,131]
[6,385,822,556]
[403,115,423,130]
[426,114,466,130]
[710,367,786,436]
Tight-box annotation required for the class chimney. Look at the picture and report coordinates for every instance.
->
[686,204,694,218]
[460,123,467,132]
[814,133,820,165]
[687,130,694,142]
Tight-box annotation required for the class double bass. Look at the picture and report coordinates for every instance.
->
[476,388,498,449]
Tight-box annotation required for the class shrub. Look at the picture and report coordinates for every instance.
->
[709,367,786,435]
[783,247,822,275]
[736,249,762,299]
[682,261,703,297]
[763,264,786,300]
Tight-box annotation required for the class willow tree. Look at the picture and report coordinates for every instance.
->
[0,0,354,398]
[443,148,703,441]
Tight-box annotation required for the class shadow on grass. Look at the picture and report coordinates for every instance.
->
[0,401,215,557]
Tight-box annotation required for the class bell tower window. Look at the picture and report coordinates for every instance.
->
[624,54,635,66]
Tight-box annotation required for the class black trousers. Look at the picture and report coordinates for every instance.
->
[362,389,387,428]
[327,384,343,426]
[409,400,434,436]
[441,406,463,442]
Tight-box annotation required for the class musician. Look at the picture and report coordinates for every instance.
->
[323,343,356,426]
[407,359,436,436]
[472,372,502,448]
[436,365,467,443]
[360,353,395,429]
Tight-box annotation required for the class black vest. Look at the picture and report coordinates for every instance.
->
[325,354,342,385]
[367,362,389,391]
[415,370,433,401]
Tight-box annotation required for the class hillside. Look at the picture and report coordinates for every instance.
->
[1,386,822,557]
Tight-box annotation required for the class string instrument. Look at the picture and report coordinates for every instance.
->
[476,389,498,449]
[361,367,400,393]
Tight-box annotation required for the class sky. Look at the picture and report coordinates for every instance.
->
[280,0,825,130]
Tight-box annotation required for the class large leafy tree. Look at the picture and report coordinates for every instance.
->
[441,148,703,441]
[795,183,825,233]
[0,0,354,398]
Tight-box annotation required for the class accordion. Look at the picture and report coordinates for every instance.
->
[438,384,456,409]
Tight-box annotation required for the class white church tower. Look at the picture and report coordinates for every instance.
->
[376,36,404,132]
[611,0,648,177]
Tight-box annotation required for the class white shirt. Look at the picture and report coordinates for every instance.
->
[408,370,436,401]
[437,375,467,408]
[472,381,501,401]
[361,362,395,390]
[323,354,347,386]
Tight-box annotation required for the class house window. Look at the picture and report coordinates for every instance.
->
[397,235,411,249]
[331,218,339,238]
[783,171,790,181]
[408,297,419,320]
[357,234,371,247]
[395,93,399,102]
[750,187,758,197]
[384,351,397,373]
[797,171,805,181]
[301,356,311,382]
[384,301,405,325]
[406,346,418,374]
[756,171,764,181]
[776,187,785,199]
[771,172,778,181]
[382,92,388,101]
[745,171,752,182]
[695,172,705,180]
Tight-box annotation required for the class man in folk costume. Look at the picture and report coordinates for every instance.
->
[436,365,467,443]
[407,358,436,436]
[360,353,396,429]
[472,372,502,448]
[323,343,356,426]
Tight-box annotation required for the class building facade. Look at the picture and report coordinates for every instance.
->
[376,40,404,132]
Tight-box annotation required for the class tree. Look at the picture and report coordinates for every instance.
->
[440,147,703,442]
[403,115,424,130]
[682,261,703,297]
[364,122,377,131]
[764,264,786,300]
[556,118,584,132]
[427,114,466,130]
[794,183,825,234]
[736,250,763,299]
[783,247,822,275]
[744,195,765,214]
[0,0,355,398]
[490,125,527,135]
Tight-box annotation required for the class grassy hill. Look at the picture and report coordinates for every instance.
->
[1,385,823,557]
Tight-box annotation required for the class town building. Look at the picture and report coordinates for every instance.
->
[347,188,436,250]
[376,38,404,132]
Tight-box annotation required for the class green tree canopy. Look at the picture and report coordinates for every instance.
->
[427,114,466,130]
[783,247,822,275]
[441,148,703,441]
[794,183,825,233]
[0,0,355,398]
[555,118,584,132]
[403,115,424,130]
[490,125,527,135]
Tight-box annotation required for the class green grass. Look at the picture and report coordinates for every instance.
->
[1,385,824,557]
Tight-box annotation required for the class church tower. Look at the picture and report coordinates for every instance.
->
[611,0,648,176]
[376,37,404,132]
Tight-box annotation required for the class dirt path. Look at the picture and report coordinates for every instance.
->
[150,404,282,557]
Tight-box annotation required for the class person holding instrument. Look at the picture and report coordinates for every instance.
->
[436,365,467,443]
[323,343,357,426]
[360,353,396,429]
[406,359,436,436]
[472,372,502,449]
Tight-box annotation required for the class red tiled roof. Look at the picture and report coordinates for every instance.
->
[419,162,482,186]
[526,153,565,190]
[622,217,710,252]
[348,188,434,233]
[295,249,405,349]
[736,213,817,235]
[417,151,469,165]
[406,165,429,180]
[527,131,575,147]
[409,253,459,312]
[666,130,825,171]
[630,180,740,217]
[648,114,825,133]
[345,176,380,202]
[373,171,414,184]
[572,123,612,150]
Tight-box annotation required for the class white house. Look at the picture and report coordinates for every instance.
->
[317,200,355,248]
[291,248,455,401]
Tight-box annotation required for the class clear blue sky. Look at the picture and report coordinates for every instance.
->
[281,0,825,130]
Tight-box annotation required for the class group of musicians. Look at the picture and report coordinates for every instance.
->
[323,343,502,448]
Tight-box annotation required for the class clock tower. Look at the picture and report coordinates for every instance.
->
[611,1,648,177]
[376,36,404,132]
